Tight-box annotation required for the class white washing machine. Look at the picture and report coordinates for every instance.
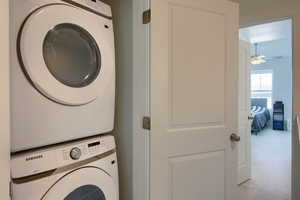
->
[10,0,115,152]
[11,135,119,200]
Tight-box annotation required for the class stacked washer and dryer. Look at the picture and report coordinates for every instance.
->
[10,0,118,199]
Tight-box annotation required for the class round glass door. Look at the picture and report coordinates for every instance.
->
[43,23,101,88]
[19,4,115,105]
[64,185,106,200]
[42,167,117,200]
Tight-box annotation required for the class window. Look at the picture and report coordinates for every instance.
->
[251,70,273,109]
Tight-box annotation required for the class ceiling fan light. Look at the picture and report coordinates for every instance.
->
[251,43,266,65]
[251,60,261,65]
[251,57,266,65]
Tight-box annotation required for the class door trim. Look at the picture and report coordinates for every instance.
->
[238,40,252,184]
[0,0,10,199]
[132,0,150,199]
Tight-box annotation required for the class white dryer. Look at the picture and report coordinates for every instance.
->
[11,135,119,200]
[10,0,115,152]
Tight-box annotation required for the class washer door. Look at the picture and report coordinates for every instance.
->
[42,167,117,200]
[20,4,114,105]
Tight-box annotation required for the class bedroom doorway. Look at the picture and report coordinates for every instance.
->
[238,19,293,200]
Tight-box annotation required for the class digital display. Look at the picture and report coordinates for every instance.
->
[88,141,100,148]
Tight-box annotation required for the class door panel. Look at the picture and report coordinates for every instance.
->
[169,151,225,200]
[150,0,239,200]
[238,40,252,184]
[169,4,225,126]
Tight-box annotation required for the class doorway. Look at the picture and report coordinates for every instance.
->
[238,19,293,200]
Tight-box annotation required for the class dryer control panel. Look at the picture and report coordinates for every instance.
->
[11,135,116,179]
[63,0,112,18]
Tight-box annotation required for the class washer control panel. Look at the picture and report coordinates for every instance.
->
[11,135,115,179]
[61,139,104,161]
[63,0,112,18]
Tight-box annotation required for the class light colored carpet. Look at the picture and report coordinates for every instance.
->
[239,128,291,200]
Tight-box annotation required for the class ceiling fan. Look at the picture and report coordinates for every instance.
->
[251,43,285,65]
[251,43,266,65]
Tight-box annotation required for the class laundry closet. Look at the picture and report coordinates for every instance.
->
[7,0,240,199]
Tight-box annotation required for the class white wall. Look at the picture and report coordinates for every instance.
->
[231,0,300,199]
[113,3,134,200]
[101,0,134,200]
[0,0,10,199]
[105,1,150,200]
[251,39,293,129]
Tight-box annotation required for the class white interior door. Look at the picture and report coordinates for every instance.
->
[238,40,252,184]
[150,0,239,199]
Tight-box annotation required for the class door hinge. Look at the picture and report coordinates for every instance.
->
[143,116,151,130]
[143,9,151,24]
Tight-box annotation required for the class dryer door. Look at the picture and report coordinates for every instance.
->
[42,167,117,200]
[19,4,115,106]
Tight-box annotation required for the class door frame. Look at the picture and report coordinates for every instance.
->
[132,5,296,200]
[238,40,252,184]
[132,0,150,199]
[239,17,294,199]
[132,0,239,200]
[0,0,11,199]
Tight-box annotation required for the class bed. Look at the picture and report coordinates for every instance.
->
[251,98,271,134]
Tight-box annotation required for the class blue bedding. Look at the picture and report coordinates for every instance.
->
[251,106,271,134]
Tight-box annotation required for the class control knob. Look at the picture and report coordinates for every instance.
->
[70,147,81,160]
